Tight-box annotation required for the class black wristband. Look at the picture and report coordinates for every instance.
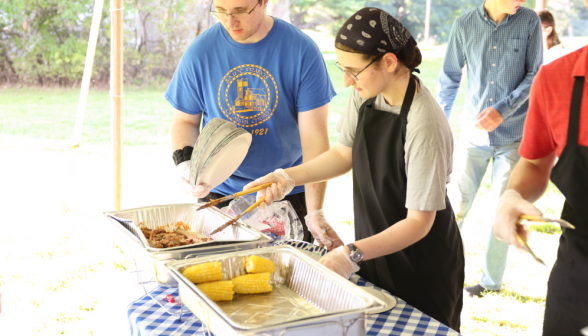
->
[172,146,194,166]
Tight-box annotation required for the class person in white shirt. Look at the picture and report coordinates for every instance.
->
[537,9,567,64]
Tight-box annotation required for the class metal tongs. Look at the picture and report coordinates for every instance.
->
[196,182,273,211]
[516,215,576,266]
[198,182,274,235]
[519,215,575,229]
[210,196,266,235]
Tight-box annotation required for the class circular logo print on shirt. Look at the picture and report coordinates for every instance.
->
[217,64,279,128]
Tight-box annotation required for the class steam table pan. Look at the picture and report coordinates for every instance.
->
[104,203,272,286]
[165,245,386,336]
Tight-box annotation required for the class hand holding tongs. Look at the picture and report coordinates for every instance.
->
[515,215,575,266]
[209,197,266,235]
[197,182,273,211]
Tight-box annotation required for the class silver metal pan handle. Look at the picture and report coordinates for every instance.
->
[268,317,363,336]
[184,246,241,260]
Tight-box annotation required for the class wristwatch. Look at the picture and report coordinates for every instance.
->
[346,243,364,265]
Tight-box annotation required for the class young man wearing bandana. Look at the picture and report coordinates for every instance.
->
[245,7,465,331]
[166,0,342,248]
[437,0,543,298]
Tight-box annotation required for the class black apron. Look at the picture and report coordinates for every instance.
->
[544,76,588,335]
[352,76,465,331]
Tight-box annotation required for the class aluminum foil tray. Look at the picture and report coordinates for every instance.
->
[105,203,272,286]
[105,203,262,252]
[166,245,385,335]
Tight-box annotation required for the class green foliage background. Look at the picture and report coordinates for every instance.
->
[290,0,543,42]
[1,0,586,86]
[0,0,211,86]
[0,0,111,86]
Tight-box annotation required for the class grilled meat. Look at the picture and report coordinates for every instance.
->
[138,222,213,248]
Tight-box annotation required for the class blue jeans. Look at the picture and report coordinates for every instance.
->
[451,140,521,290]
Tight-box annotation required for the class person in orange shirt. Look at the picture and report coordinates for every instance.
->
[493,10,588,334]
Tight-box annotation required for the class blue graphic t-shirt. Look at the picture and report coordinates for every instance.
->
[166,18,336,196]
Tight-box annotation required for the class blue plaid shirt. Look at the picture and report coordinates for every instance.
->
[437,5,542,146]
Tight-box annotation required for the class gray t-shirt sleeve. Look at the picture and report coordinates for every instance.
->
[404,86,453,211]
[405,143,450,211]
[336,89,364,147]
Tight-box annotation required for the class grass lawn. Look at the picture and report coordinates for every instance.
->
[1,57,467,147]
[0,53,566,335]
[1,86,175,146]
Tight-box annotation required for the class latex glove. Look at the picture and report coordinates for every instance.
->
[493,189,543,249]
[305,210,344,251]
[243,169,295,209]
[319,245,360,279]
[176,161,212,198]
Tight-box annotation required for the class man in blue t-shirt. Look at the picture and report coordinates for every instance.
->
[166,0,341,247]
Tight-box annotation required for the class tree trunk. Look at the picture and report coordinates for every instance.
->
[193,0,214,37]
[424,0,431,44]
[267,0,291,24]
[134,11,147,51]
[565,0,573,37]
[535,0,547,10]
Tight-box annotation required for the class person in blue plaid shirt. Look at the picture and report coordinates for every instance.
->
[437,0,542,298]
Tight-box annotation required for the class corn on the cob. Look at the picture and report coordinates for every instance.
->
[182,262,223,284]
[245,255,276,274]
[196,281,234,301]
[232,273,273,294]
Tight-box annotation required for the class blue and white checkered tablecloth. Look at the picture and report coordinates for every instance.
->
[127,241,461,336]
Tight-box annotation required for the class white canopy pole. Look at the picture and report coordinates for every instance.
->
[111,0,124,210]
[71,0,104,148]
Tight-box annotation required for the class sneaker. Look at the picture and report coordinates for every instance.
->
[463,284,498,298]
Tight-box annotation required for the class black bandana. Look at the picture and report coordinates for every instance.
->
[335,7,417,59]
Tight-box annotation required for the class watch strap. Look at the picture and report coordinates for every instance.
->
[173,146,194,166]
[347,243,363,265]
